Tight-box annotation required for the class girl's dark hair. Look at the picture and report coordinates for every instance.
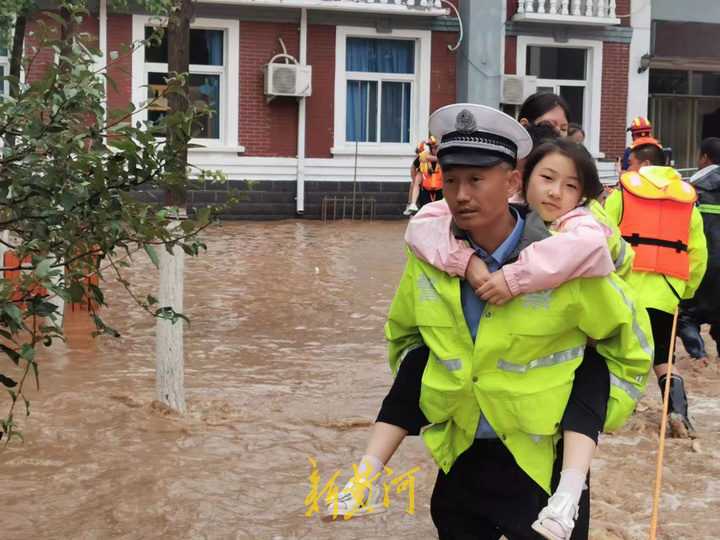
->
[522,139,603,203]
[568,123,585,137]
[525,121,562,147]
[519,92,571,125]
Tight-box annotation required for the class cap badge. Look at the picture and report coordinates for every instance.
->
[455,109,477,135]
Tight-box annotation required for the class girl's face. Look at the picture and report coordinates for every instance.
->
[525,152,583,222]
[523,105,569,137]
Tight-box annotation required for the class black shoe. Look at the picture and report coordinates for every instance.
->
[658,374,696,437]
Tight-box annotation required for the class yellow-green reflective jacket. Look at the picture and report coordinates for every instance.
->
[604,189,708,314]
[588,199,635,281]
[385,211,654,494]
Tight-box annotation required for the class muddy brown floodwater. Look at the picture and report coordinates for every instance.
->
[2,221,719,540]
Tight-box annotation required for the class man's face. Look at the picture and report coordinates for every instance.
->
[698,152,711,170]
[442,163,521,233]
[627,152,646,173]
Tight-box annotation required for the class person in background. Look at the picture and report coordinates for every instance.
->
[404,137,441,215]
[568,123,585,144]
[604,145,708,438]
[518,92,571,137]
[620,116,653,172]
[678,137,720,364]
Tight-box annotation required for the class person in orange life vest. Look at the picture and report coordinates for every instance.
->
[604,142,708,437]
[619,116,653,173]
[405,137,441,215]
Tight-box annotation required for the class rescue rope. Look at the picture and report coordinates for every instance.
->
[649,306,679,540]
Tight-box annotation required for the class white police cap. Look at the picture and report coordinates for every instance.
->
[429,103,532,168]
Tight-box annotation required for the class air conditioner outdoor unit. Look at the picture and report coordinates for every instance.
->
[264,54,312,101]
[501,75,538,105]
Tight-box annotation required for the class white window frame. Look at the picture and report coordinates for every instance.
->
[0,52,9,97]
[131,16,240,150]
[332,26,431,156]
[517,36,603,157]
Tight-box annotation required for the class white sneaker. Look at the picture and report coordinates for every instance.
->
[403,203,418,216]
[322,479,387,521]
[531,492,578,540]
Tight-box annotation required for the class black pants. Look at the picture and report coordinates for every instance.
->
[418,188,443,209]
[376,345,606,538]
[647,308,676,367]
[376,344,430,435]
[677,309,719,360]
[431,438,590,540]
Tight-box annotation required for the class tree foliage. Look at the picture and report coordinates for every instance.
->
[0,0,239,446]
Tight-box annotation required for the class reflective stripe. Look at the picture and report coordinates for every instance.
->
[496,345,585,374]
[604,276,654,361]
[614,238,628,270]
[432,352,462,372]
[698,203,720,215]
[610,373,642,402]
[395,342,425,374]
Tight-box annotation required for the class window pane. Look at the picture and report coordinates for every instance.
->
[346,38,414,74]
[190,30,224,66]
[649,69,689,95]
[147,72,169,126]
[346,80,378,142]
[189,73,220,139]
[146,72,221,139]
[559,86,584,125]
[692,71,720,96]
[0,65,5,97]
[145,28,224,66]
[381,82,411,143]
[527,46,586,80]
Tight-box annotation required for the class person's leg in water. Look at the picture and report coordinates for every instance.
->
[324,344,430,519]
[709,324,720,361]
[677,309,709,364]
[405,171,423,215]
[649,308,696,438]
[533,347,609,540]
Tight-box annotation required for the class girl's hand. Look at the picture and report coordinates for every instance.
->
[476,271,514,306]
[465,256,491,290]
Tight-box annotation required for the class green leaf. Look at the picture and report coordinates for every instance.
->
[7,389,17,404]
[31,362,40,391]
[197,206,211,223]
[35,258,53,278]
[144,244,159,269]
[147,294,158,306]
[69,282,85,303]
[0,375,18,388]
[0,345,20,366]
[110,51,119,60]
[180,220,194,234]
[20,344,35,362]
[23,397,30,417]
[4,304,22,326]
[9,429,24,445]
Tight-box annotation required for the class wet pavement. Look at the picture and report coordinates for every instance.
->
[1,220,719,539]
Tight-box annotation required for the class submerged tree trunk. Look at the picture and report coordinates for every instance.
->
[155,0,191,413]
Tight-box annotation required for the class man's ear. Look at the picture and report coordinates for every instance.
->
[519,118,530,128]
[506,169,522,198]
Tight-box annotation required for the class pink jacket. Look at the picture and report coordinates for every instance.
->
[404,200,615,296]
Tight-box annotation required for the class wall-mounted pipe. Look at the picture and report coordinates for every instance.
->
[296,8,308,215]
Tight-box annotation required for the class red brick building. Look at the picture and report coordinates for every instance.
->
[4,0,639,218]
[504,0,634,182]
[14,0,458,219]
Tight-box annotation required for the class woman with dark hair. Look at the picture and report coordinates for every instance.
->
[519,92,572,137]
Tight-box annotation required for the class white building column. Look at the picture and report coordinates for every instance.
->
[625,0,652,146]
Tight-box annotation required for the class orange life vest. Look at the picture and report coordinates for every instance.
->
[421,164,443,191]
[618,167,697,280]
